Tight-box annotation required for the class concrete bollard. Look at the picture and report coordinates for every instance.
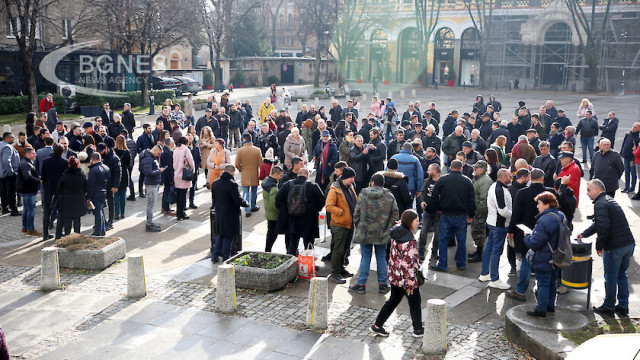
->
[41,247,60,292]
[306,277,328,330]
[315,97,320,107]
[3,125,11,133]
[400,90,405,99]
[412,89,416,97]
[330,96,335,103]
[215,265,236,314]
[362,93,367,101]
[345,95,350,102]
[422,299,447,355]
[127,254,147,298]
[388,91,393,99]
[297,98,302,110]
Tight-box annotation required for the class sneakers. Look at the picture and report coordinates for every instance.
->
[508,267,517,277]
[378,284,391,294]
[370,325,389,337]
[506,290,526,301]
[329,274,346,284]
[488,280,510,290]
[341,270,354,278]
[349,284,366,294]
[478,274,491,282]
[412,328,424,338]
[556,285,569,294]
[145,224,161,232]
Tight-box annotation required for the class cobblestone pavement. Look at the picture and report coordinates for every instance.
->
[0,265,532,359]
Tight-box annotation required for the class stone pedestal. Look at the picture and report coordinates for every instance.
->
[400,90,405,99]
[315,97,319,107]
[127,254,147,298]
[388,91,393,99]
[215,265,236,314]
[411,89,416,97]
[346,95,350,102]
[3,125,11,133]
[422,299,447,355]
[305,277,328,330]
[362,93,367,101]
[297,99,302,110]
[41,247,60,292]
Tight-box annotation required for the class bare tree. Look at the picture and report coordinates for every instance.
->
[293,0,313,55]
[265,0,286,54]
[414,0,441,86]
[563,0,613,92]
[299,0,337,87]
[462,0,494,89]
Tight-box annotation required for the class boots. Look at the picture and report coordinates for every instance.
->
[468,246,483,263]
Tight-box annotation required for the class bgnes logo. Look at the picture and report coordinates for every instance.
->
[40,40,166,97]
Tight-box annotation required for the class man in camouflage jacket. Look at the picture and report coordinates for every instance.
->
[469,160,494,263]
[348,173,399,294]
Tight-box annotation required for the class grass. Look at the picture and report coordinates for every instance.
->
[0,112,81,125]
[561,318,640,345]
[55,233,120,251]
[230,252,290,269]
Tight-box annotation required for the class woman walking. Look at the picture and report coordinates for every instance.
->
[199,126,215,187]
[284,127,306,168]
[55,157,88,239]
[172,136,196,221]
[113,135,131,220]
[206,139,231,188]
[187,133,201,209]
[371,210,424,338]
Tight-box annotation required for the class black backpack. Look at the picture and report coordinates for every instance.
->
[546,212,573,269]
[287,181,307,216]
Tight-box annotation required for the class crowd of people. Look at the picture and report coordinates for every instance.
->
[0,91,636,337]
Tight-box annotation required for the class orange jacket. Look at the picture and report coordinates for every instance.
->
[325,180,358,228]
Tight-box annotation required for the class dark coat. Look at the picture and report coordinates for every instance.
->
[102,149,122,189]
[160,146,174,184]
[424,134,441,154]
[136,133,155,154]
[122,110,135,134]
[56,168,88,218]
[576,117,599,138]
[598,117,618,143]
[211,172,249,237]
[114,149,131,191]
[87,162,109,200]
[16,158,40,194]
[369,136,386,173]
[380,170,412,212]
[40,153,68,198]
[100,109,114,126]
[478,120,493,142]
[620,131,639,159]
[349,145,373,183]
[139,150,162,185]
[524,208,564,273]
[532,153,556,188]
[582,192,635,251]
[590,150,624,192]
[313,140,338,183]
[431,171,476,217]
[275,176,325,238]
[107,122,125,139]
[489,125,512,152]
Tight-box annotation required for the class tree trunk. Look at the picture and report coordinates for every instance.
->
[479,48,487,89]
[215,54,222,91]
[141,74,149,107]
[314,46,321,88]
[587,58,598,92]
[420,42,430,87]
[23,56,37,111]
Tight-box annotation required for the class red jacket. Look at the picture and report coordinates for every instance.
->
[633,144,640,165]
[39,98,54,113]
[558,160,581,206]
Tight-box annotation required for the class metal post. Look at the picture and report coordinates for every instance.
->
[586,258,593,310]
[620,29,629,96]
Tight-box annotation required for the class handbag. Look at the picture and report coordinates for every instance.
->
[416,267,425,286]
[166,185,177,204]
[181,149,194,181]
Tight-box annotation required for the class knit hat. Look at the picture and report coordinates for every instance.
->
[401,120,410,127]
[341,167,356,179]
[83,121,93,128]
[474,160,487,169]
[387,158,398,170]
[518,100,526,108]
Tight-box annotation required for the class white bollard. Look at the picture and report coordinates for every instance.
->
[330,96,335,103]
[41,247,60,292]
[362,93,367,101]
[388,91,393,99]
[412,89,416,97]
[297,98,302,110]
[345,95,350,102]
[127,254,147,298]
[3,125,11,133]
[215,265,236,314]
[422,299,447,355]
[400,90,405,99]
[315,97,320,107]
[306,277,328,330]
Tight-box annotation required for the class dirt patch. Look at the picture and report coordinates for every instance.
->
[561,317,640,345]
[54,233,120,251]
[231,252,289,269]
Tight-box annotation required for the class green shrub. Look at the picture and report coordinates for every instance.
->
[73,90,174,109]
[267,75,280,86]
[0,93,66,115]
[312,90,325,95]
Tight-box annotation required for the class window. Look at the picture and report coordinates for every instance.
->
[62,19,73,39]
[5,18,17,38]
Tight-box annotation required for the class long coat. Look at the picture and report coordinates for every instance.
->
[235,143,262,186]
[40,154,68,198]
[172,145,196,189]
[56,167,88,218]
[283,134,306,168]
[274,176,325,238]
[211,172,248,237]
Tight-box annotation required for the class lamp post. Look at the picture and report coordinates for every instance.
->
[148,41,155,115]
[620,28,629,96]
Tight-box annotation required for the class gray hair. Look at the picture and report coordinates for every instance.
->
[164,137,174,146]
[113,114,121,120]
[588,179,606,192]
[124,103,131,108]
[566,126,576,135]
[518,135,527,142]
[500,120,508,127]
[426,124,436,133]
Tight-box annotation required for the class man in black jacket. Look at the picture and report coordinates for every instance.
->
[578,179,635,316]
[599,111,619,148]
[107,114,125,139]
[620,122,639,194]
[386,129,405,160]
[121,103,135,138]
[211,165,249,262]
[369,128,386,173]
[100,102,114,126]
[576,110,599,163]
[228,103,243,149]
[419,163,441,262]
[40,144,67,240]
[160,138,175,216]
[97,143,121,229]
[429,160,476,272]
[16,147,41,237]
[590,138,623,197]
[532,141,556,187]
[88,152,110,236]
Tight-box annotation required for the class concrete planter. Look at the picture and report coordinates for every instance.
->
[224,251,297,292]
[194,103,208,111]
[56,237,126,270]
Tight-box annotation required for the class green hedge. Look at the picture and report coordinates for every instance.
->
[0,94,67,115]
[73,90,175,109]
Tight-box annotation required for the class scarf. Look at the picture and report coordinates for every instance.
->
[339,179,356,217]
[320,140,330,183]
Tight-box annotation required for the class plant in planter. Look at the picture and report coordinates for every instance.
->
[224,251,297,292]
[55,233,126,270]
[446,63,457,87]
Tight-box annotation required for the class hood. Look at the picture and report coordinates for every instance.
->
[390,224,414,243]
[377,170,405,180]
[261,176,278,192]
[361,186,388,200]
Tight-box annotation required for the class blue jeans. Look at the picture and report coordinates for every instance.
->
[212,234,234,260]
[92,196,106,236]
[535,269,558,313]
[481,225,508,282]
[515,256,532,295]
[356,244,388,285]
[243,186,257,213]
[437,215,468,270]
[580,136,595,162]
[602,243,635,309]
[623,157,637,190]
[114,189,127,216]
[19,193,36,231]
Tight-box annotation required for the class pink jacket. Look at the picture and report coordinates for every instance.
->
[172,145,196,189]
[577,104,595,119]
[634,144,640,165]
[370,101,381,118]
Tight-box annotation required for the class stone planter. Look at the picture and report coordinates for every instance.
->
[194,103,208,111]
[56,237,126,270]
[224,251,297,292]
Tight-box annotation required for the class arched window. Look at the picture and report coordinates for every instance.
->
[435,27,454,49]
